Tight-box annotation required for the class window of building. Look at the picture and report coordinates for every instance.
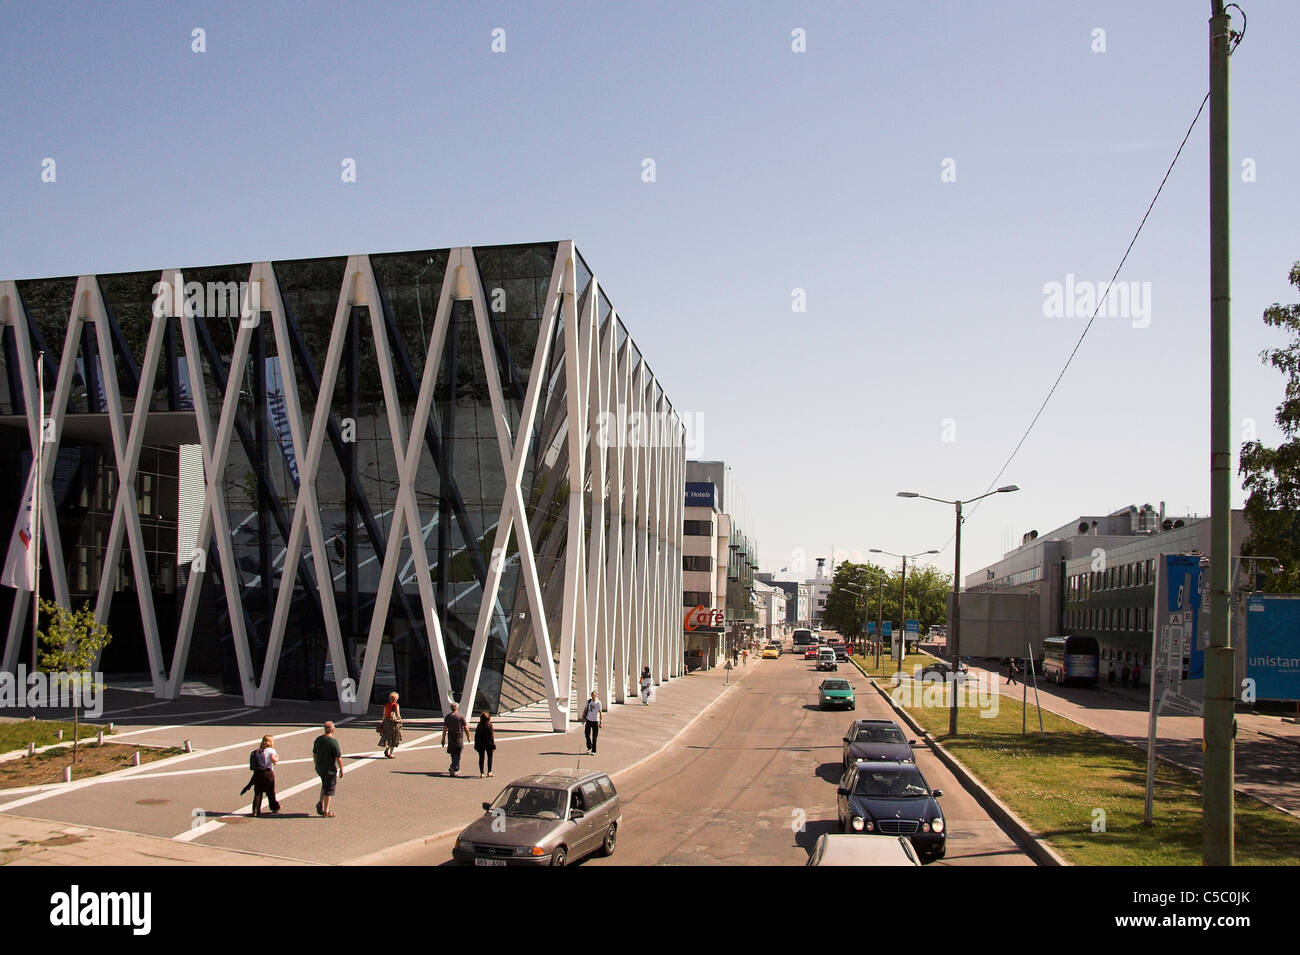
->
[683,520,712,536]
[683,591,711,607]
[682,555,712,572]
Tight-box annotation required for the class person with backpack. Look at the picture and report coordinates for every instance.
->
[582,691,603,755]
[474,711,496,778]
[246,735,280,816]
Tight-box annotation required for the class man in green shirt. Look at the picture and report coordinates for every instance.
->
[312,721,343,817]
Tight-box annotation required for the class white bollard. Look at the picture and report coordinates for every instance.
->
[27,742,35,757]
[184,740,193,753]
[133,751,141,766]
[63,767,71,783]
[57,730,63,741]
[97,731,104,745]
[108,723,114,734]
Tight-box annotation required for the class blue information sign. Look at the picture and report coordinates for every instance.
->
[1246,595,1300,702]
[866,621,877,635]
[905,620,920,634]
[882,621,892,637]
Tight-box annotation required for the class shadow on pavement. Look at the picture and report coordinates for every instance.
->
[814,761,846,784]
[793,818,838,858]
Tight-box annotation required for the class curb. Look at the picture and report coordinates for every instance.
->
[848,657,1066,867]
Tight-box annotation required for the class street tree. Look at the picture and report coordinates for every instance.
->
[1239,261,1300,592]
[37,600,113,763]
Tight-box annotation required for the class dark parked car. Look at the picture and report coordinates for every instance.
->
[919,659,969,681]
[836,761,946,862]
[841,719,915,766]
[452,769,621,866]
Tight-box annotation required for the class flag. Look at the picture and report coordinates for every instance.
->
[1,471,37,591]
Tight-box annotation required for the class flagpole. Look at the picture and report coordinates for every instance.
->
[32,352,43,670]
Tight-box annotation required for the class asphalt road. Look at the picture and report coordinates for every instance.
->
[399,643,1035,865]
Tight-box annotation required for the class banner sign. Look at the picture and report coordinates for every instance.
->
[685,482,716,508]
[1151,554,1206,716]
[1246,595,1300,702]
[684,604,725,633]
[264,358,301,489]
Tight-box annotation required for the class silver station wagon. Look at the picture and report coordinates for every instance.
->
[452,768,622,867]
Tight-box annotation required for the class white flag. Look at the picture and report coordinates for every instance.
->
[1,471,37,592]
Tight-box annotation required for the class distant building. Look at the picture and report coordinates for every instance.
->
[962,504,1251,687]
[683,461,758,666]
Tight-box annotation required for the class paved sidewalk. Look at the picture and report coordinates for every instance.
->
[0,813,305,866]
[0,660,762,865]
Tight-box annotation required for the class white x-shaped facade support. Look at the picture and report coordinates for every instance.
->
[1,244,686,731]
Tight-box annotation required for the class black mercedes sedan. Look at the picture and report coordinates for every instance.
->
[841,719,916,767]
[835,761,946,862]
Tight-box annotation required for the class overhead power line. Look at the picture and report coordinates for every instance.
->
[941,90,1213,556]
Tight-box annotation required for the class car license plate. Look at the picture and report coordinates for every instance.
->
[474,858,507,866]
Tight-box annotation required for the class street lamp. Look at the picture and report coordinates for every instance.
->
[897,485,1019,736]
[870,548,940,678]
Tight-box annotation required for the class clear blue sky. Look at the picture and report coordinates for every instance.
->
[2,0,1297,578]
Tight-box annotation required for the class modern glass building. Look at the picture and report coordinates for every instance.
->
[0,241,685,729]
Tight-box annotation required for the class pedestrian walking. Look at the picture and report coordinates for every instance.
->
[378,691,403,758]
[312,721,343,818]
[1132,662,1142,687]
[639,666,652,705]
[1006,658,1019,685]
[1121,663,1131,689]
[1108,660,1116,686]
[741,648,748,667]
[441,702,469,776]
[581,691,603,754]
[474,711,496,778]
[243,734,280,816]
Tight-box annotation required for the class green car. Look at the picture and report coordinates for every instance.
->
[819,678,856,710]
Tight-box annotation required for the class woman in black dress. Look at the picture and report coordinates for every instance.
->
[474,711,496,778]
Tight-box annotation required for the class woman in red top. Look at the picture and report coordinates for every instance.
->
[379,691,403,758]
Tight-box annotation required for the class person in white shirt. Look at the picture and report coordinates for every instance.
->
[639,667,652,705]
[582,692,603,754]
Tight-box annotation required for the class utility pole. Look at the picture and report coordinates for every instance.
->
[898,554,908,679]
[951,499,962,736]
[1204,0,1236,867]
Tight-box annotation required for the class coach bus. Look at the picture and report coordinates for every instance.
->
[1042,635,1100,687]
